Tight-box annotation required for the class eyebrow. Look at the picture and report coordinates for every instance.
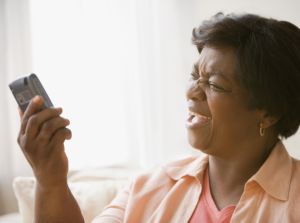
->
[193,63,199,73]
[194,62,232,83]
[210,70,232,83]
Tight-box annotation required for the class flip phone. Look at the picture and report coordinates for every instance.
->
[9,73,53,112]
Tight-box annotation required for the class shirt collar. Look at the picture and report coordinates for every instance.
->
[163,140,293,201]
[162,155,208,182]
[250,140,293,201]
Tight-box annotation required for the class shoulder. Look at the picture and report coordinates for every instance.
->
[291,157,300,181]
[163,155,203,168]
[285,158,300,221]
[134,155,200,180]
[131,155,207,190]
[290,157,300,180]
[288,158,300,203]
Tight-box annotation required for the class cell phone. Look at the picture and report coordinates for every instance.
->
[9,73,53,112]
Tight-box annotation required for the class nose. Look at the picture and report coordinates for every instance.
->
[186,79,207,101]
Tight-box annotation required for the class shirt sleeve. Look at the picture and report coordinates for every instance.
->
[91,183,130,223]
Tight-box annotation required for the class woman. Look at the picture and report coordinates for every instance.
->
[18,13,300,222]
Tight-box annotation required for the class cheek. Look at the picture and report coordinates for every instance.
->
[208,95,259,137]
[210,97,237,123]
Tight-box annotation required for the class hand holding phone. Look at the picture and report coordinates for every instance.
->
[8,74,71,188]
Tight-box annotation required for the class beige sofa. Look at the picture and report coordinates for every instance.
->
[0,166,141,223]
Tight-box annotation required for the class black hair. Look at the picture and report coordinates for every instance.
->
[192,12,300,138]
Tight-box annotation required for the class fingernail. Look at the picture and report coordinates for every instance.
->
[33,95,40,103]
[67,131,72,139]
[56,107,63,113]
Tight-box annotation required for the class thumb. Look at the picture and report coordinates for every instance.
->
[18,107,24,120]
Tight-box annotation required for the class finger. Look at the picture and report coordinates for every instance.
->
[37,117,70,142]
[49,128,72,150]
[18,107,24,120]
[20,96,44,134]
[24,107,63,139]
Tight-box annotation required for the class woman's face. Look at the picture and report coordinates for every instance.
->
[186,46,262,158]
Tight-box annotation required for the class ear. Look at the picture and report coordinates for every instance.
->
[258,110,280,129]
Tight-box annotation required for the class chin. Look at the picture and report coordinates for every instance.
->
[187,131,212,154]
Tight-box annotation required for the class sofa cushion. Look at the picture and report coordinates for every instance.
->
[0,213,21,223]
[13,166,141,223]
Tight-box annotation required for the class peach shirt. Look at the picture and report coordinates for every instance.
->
[189,168,235,223]
[92,141,300,223]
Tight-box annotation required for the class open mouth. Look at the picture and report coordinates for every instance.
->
[188,111,211,120]
[186,111,211,128]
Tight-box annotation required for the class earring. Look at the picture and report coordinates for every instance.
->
[260,123,265,136]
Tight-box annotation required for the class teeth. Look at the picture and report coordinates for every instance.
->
[189,111,211,119]
[189,111,197,116]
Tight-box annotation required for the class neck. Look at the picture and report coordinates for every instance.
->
[207,136,279,209]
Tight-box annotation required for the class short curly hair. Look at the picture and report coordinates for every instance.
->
[192,12,300,139]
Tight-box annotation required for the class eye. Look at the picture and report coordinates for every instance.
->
[190,72,199,80]
[208,81,226,92]
[190,63,200,80]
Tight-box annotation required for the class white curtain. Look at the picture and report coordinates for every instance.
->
[0,0,33,214]
[26,0,201,170]
[1,0,201,214]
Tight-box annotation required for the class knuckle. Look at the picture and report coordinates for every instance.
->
[17,134,21,145]
[43,121,54,132]
[39,130,49,139]
[40,108,60,121]
[20,118,28,129]
[45,108,54,114]
[45,117,64,131]
[39,129,51,141]
[19,135,30,151]
[49,108,61,116]
[28,115,39,127]
[22,135,29,146]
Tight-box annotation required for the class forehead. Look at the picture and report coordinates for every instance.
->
[198,46,238,80]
